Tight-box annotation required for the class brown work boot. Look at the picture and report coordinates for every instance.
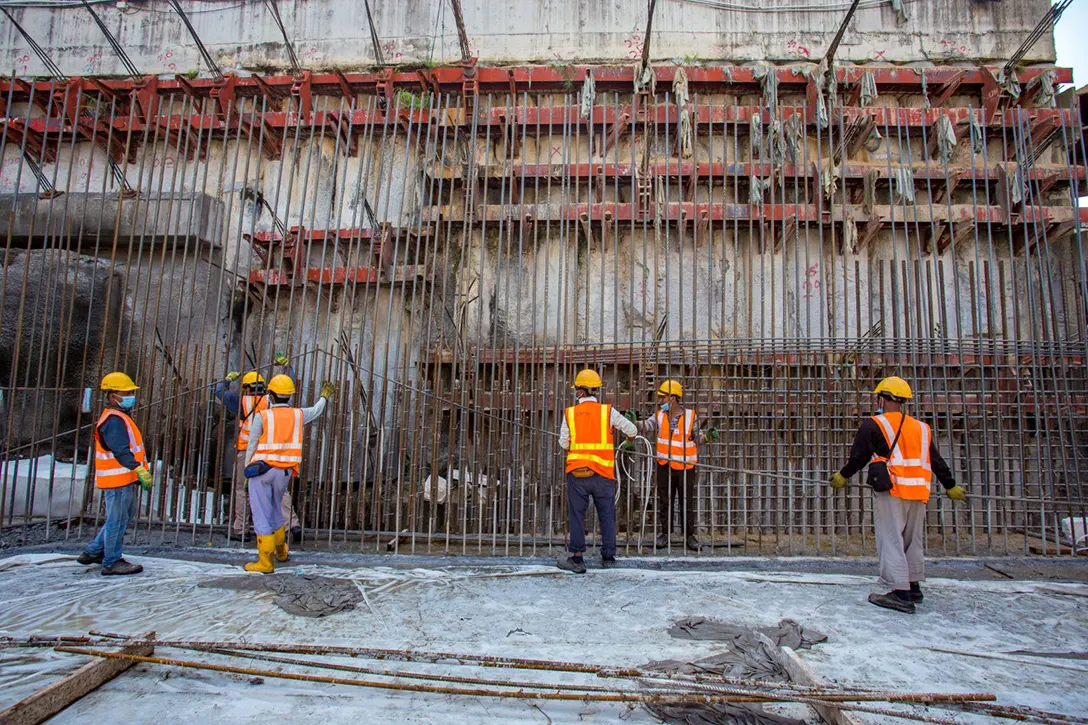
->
[101,559,144,576]
[868,591,915,613]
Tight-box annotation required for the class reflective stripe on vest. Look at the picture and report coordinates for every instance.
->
[236,394,269,451]
[94,409,147,489]
[252,407,304,473]
[565,402,616,480]
[655,409,697,470]
[871,412,933,502]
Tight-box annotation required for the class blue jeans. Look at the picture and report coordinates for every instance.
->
[248,467,292,536]
[84,483,139,567]
[566,473,617,558]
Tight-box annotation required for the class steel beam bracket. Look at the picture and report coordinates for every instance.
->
[375,67,394,109]
[291,70,313,123]
[130,76,160,126]
[210,73,238,122]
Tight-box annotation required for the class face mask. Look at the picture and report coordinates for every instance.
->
[875,398,884,415]
[119,395,136,410]
[659,402,670,412]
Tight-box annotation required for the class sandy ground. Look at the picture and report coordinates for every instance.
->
[1,552,1086,724]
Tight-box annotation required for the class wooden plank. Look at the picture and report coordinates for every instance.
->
[778,646,865,725]
[0,636,155,725]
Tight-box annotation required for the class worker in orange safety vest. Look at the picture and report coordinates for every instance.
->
[77,372,154,576]
[242,374,334,573]
[829,376,967,613]
[626,379,718,552]
[557,369,637,573]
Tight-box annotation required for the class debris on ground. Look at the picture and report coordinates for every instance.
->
[667,617,827,650]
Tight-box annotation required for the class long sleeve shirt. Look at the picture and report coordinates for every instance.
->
[636,408,709,445]
[558,397,638,451]
[839,418,956,489]
[215,364,296,417]
[245,397,328,464]
[97,407,140,470]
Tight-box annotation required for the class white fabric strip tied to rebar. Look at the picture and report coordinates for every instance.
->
[935,114,958,164]
[750,114,763,149]
[768,119,787,166]
[889,0,909,25]
[920,69,930,109]
[858,70,878,108]
[755,63,778,110]
[819,159,840,201]
[672,67,693,159]
[633,61,655,95]
[996,67,1021,101]
[784,114,804,163]
[970,114,985,154]
[1026,68,1057,108]
[892,167,916,204]
[749,177,773,207]
[580,69,595,121]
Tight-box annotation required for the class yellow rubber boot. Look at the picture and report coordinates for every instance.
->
[243,535,275,573]
[273,526,289,562]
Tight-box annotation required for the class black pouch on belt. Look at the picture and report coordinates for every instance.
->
[867,415,906,493]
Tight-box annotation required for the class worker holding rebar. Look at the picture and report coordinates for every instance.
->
[557,369,638,573]
[242,373,334,573]
[828,376,967,613]
[626,379,717,552]
[76,372,153,576]
[216,352,303,542]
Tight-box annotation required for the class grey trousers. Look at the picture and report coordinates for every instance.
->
[874,491,927,590]
[231,450,301,535]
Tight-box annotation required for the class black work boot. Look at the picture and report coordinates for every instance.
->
[868,590,916,613]
[685,535,702,551]
[101,559,144,576]
[291,526,303,544]
[601,556,617,569]
[76,550,103,565]
[655,533,669,549]
[556,556,587,574]
[909,582,924,603]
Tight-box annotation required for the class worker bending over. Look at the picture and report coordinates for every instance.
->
[216,352,303,541]
[557,369,637,573]
[243,374,334,573]
[829,376,966,613]
[77,373,154,576]
[628,380,717,551]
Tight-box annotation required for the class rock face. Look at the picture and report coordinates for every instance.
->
[0,249,130,460]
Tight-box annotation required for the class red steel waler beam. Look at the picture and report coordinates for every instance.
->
[0,65,1071,100]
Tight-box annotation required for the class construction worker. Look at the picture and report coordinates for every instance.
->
[557,369,638,573]
[216,352,303,542]
[243,373,334,573]
[76,372,153,576]
[627,379,718,551]
[829,376,967,613]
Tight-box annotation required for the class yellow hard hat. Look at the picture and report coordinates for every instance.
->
[267,374,296,396]
[657,379,684,398]
[571,369,603,389]
[241,371,265,387]
[873,376,913,400]
[100,372,139,392]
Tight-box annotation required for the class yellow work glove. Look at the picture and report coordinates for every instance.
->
[319,381,336,399]
[135,465,153,492]
[946,485,967,501]
[828,472,848,490]
[273,351,290,366]
[225,371,240,382]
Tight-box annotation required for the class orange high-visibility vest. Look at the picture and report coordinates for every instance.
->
[251,407,304,475]
[871,412,933,502]
[236,394,269,451]
[655,409,698,470]
[94,409,147,489]
[565,402,616,480]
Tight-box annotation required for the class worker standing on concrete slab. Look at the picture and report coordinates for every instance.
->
[627,380,718,552]
[557,369,638,573]
[829,376,967,613]
[242,374,334,573]
[77,372,153,576]
[216,352,304,542]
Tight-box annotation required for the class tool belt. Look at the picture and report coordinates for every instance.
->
[570,467,595,478]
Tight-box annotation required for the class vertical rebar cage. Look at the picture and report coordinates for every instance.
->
[0,64,1085,557]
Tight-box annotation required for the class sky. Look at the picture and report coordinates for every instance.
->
[1054,1,1087,89]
